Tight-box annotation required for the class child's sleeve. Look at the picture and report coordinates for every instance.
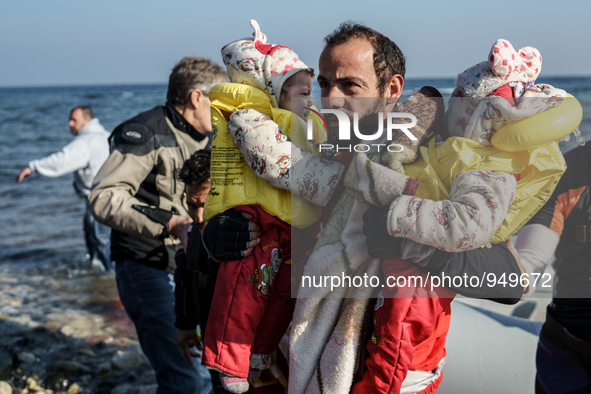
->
[386,170,517,252]
[228,109,344,207]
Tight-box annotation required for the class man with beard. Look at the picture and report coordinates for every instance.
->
[203,22,523,394]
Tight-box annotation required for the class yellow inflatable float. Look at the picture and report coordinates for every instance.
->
[492,95,584,152]
[404,92,584,243]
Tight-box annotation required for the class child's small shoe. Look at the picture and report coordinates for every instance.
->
[219,372,249,393]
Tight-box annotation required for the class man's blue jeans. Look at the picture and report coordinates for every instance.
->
[115,259,212,394]
[83,201,113,272]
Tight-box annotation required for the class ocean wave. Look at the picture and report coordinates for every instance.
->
[402,87,455,96]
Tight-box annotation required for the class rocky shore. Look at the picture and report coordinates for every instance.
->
[0,263,157,394]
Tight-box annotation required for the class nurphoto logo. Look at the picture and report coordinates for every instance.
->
[305,107,418,153]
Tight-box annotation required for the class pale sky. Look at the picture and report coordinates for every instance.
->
[1,0,590,86]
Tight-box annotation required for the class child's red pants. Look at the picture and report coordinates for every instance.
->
[352,258,456,394]
[202,205,295,378]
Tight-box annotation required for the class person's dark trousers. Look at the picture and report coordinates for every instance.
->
[536,318,591,394]
[115,259,212,394]
[83,200,113,272]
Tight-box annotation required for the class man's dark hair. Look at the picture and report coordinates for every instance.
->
[324,21,406,95]
[167,57,227,107]
[71,106,93,119]
[178,150,211,187]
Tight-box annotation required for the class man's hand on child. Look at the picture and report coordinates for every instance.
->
[363,206,403,259]
[167,214,193,250]
[202,209,261,262]
[176,329,202,366]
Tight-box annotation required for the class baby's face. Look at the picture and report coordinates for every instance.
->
[279,71,313,120]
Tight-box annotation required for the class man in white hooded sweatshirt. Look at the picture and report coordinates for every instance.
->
[16,106,112,271]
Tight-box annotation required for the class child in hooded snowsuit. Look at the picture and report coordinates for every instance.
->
[201,20,344,393]
[383,39,568,257]
[352,39,569,394]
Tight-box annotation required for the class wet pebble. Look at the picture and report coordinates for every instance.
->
[0,350,12,380]
[66,383,80,394]
[17,353,36,364]
[139,384,157,394]
[76,349,94,358]
[51,362,88,374]
[26,377,38,390]
[0,307,18,316]
[111,345,147,371]
[97,362,111,375]
[0,381,12,394]
[110,384,137,394]
[44,370,68,392]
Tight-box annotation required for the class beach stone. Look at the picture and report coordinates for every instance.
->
[110,384,136,394]
[79,375,91,384]
[18,352,36,364]
[26,377,38,390]
[137,384,157,394]
[0,381,12,394]
[111,345,147,370]
[45,313,64,322]
[77,349,95,358]
[61,315,103,338]
[0,307,18,316]
[60,326,75,336]
[53,361,89,373]
[67,383,80,394]
[0,350,12,380]
[97,362,111,377]
[10,315,38,328]
[44,370,68,392]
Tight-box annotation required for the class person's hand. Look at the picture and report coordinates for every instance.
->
[505,237,522,272]
[16,167,32,183]
[505,237,528,293]
[202,210,261,262]
[167,215,193,250]
[362,206,402,259]
[176,329,202,366]
[238,213,261,257]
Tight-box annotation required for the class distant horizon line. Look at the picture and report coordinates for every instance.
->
[1,74,590,89]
